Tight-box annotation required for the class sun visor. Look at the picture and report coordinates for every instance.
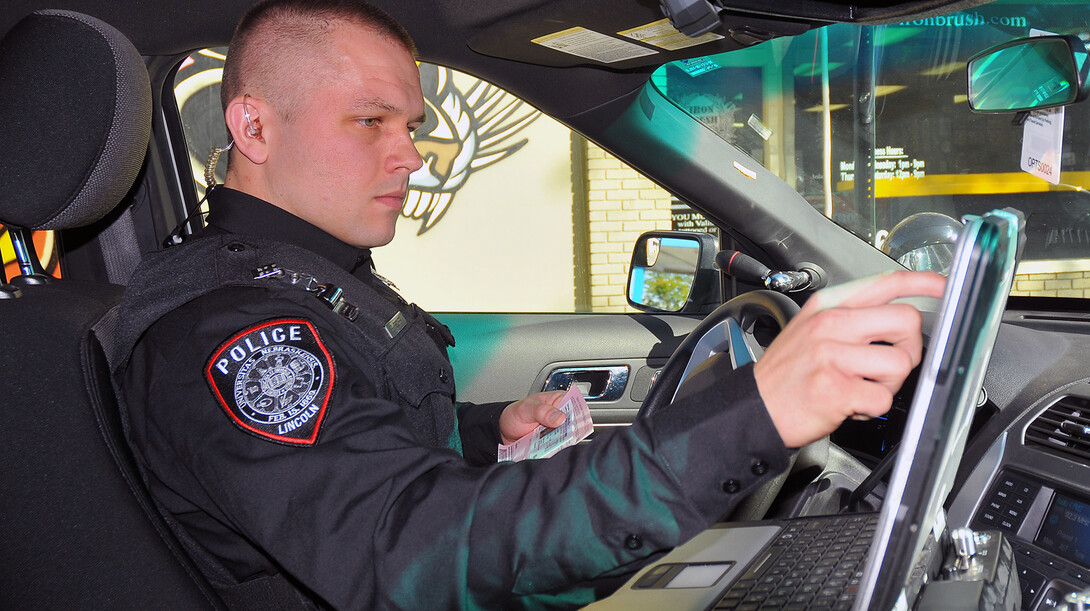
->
[468,3,816,70]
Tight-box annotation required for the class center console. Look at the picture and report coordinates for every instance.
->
[971,469,1090,609]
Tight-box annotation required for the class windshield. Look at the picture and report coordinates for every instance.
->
[653,0,1090,298]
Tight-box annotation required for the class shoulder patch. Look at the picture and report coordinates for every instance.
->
[205,319,334,445]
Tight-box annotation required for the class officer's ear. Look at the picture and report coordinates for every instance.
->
[225,95,268,165]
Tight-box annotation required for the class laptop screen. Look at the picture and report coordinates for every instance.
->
[854,208,1021,610]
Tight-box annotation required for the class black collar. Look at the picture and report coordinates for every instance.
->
[199,187,373,275]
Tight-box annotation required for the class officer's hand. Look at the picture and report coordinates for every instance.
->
[753,270,947,449]
[499,391,568,444]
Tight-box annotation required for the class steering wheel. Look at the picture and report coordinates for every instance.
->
[638,289,826,521]
[638,290,799,418]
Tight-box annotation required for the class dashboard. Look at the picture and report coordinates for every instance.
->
[948,307,1090,610]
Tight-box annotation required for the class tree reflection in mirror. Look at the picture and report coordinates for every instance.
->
[629,235,700,311]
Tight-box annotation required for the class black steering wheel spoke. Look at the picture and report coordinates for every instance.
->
[639,290,799,419]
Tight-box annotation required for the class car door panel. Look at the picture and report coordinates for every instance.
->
[439,312,702,427]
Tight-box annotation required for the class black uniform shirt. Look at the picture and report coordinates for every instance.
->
[120,188,792,609]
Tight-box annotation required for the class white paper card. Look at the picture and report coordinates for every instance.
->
[1021,107,1064,185]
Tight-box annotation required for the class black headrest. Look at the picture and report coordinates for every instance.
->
[0,10,151,231]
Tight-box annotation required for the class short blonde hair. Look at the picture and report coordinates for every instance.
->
[220,0,417,122]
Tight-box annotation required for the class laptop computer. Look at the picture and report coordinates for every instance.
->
[589,208,1022,611]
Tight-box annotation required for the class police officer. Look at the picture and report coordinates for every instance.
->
[116,0,947,608]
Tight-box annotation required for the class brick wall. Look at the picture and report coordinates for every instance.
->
[585,143,674,312]
[1011,260,1090,298]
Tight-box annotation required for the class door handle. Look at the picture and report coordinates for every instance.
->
[543,366,629,402]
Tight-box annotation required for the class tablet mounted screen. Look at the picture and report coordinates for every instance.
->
[856,208,1022,611]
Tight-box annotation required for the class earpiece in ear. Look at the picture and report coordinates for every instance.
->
[243,105,260,137]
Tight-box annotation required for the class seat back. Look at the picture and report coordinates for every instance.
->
[0,10,222,609]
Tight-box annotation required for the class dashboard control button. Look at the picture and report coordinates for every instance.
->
[1000,518,1016,531]
[1019,566,1045,590]
[1041,587,1062,609]
[1023,581,1040,604]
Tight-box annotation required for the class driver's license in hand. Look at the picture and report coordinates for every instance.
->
[497,386,593,462]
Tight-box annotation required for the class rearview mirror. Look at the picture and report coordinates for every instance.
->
[627,231,719,313]
[967,35,1090,113]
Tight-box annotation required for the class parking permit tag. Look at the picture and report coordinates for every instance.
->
[1021,107,1064,185]
[1021,27,1064,186]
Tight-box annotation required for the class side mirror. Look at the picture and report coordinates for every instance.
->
[967,35,1090,113]
[627,231,719,313]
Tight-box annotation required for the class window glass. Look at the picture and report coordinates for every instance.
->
[173,51,714,313]
[654,0,1090,298]
[1,227,61,280]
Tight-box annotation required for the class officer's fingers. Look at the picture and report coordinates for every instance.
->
[522,392,566,426]
[540,390,568,408]
[501,399,547,443]
[828,341,918,396]
[840,378,896,421]
[804,270,946,314]
[808,304,926,368]
[535,402,567,428]
[509,392,567,428]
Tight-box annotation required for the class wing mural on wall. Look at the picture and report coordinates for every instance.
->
[404,64,540,234]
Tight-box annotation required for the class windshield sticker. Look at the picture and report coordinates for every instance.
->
[747,114,772,141]
[532,27,656,64]
[205,319,334,446]
[733,161,757,180]
[873,146,926,182]
[618,19,723,51]
[675,56,723,77]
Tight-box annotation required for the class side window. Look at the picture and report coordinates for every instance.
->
[1,227,61,280]
[173,51,715,313]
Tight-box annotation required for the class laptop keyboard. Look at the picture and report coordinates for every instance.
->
[711,513,878,611]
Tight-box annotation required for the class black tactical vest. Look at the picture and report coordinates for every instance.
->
[112,233,459,451]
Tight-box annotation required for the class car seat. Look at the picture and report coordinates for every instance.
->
[0,10,223,609]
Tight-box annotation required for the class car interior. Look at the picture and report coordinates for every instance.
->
[2,0,1090,609]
